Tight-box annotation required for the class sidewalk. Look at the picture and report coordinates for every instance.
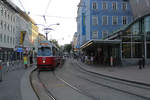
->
[0,62,38,100]
[76,60,150,85]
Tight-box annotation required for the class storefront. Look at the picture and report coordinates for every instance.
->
[80,40,121,66]
[0,47,23,62]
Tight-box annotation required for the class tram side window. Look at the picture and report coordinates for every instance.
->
[38,47,52,56]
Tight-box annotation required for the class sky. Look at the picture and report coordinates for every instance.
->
[11,0,80,45]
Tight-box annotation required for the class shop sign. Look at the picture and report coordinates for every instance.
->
[17,48,23,52]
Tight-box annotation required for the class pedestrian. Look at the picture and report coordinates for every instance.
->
[23,54,28,69]
[138,59,142,69]
[85,55,88,64]
[142,56,145,68]
[110,56,113,67]
[29,54,33,66]
[90,55,94,64]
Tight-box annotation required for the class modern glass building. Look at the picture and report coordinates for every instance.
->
[106,13,150,65]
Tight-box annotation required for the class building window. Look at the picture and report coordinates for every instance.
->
[13,37,15,45]
[4,23,6,30]
[122,43,131,58]
[102,31,108,38]
[122,2,127,11]
[147,43,150,58]
[112,16,118,25]
[8,14,9,20]
[8,24,9,31]
[7,36,9,43]
[144,16,150,32]
[132,43,142,58]
[5,10,7,18]
[102,2,107,10]
[4,35,6,43]
[112,2,117,10]
[122,16,127,25]
[102,16,108,25]
[92,2,98,10]
[92,31,98,39]
[131,22,140,35]
[0,21,3,29]
[0,34,2,42]
[13,18,15,23]
[92,16,98,26]
[10,37,12,44]
[1,8,3,16]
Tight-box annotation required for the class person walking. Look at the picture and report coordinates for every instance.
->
[23,54,28,69]
[90,55,94,64]
[138,59,142,69]
[85,55,88,64]
[142,56,145,68]
[29,54,33,67]
[110,56,113,67]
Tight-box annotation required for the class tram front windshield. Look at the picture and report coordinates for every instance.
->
[38,47,52,56]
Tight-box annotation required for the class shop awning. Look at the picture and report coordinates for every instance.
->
[80,39,121,50]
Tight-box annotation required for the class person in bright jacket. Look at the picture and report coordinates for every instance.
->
[23,54,28,69]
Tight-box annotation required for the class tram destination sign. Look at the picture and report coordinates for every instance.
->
[40,43,49,46]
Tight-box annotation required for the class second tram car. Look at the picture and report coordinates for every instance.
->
[37,40,60,70]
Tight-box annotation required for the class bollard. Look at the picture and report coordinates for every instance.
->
[0,60,2,82]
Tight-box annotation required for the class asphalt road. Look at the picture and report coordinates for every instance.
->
[30,59,149,100]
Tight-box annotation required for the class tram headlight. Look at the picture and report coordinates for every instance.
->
[43,61,45,63]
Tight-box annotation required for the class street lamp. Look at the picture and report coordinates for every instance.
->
[35,23,60,40]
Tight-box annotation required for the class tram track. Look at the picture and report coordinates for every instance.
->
[38,71,57,100]
[30,69,57,100]
[30,60,150,100]
[31,68,97,100]
[70,60,150,100]
[53,71,99,100]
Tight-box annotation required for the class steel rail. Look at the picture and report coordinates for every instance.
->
[53,72,99,100]
[73,61,150,90]
[30,69,57,100]
[71,60,150,100]
[38,71,57,100]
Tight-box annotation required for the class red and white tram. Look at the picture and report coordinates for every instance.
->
[37,40,60,70]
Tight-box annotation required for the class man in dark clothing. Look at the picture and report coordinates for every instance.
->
[142,56,145,68]
[30,55,33,66]
[138,59,142,69]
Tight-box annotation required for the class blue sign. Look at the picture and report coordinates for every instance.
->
[17,48,23,52]
[82,13,86,35]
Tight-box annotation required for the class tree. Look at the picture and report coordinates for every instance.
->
[50,39,60,48]
[63,44,72,53]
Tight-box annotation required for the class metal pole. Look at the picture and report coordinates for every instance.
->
[46,32,48,40]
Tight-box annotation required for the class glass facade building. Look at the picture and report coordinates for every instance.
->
[106,14,150,65]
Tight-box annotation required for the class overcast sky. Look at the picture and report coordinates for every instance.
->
[11,0,80,45]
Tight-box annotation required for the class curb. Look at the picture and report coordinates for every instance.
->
[77,60,150,87]
[21,66,39,100]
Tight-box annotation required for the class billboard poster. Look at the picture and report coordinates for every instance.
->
[19,31,26,45]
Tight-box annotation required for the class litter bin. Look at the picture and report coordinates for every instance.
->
[0,60,2,82]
